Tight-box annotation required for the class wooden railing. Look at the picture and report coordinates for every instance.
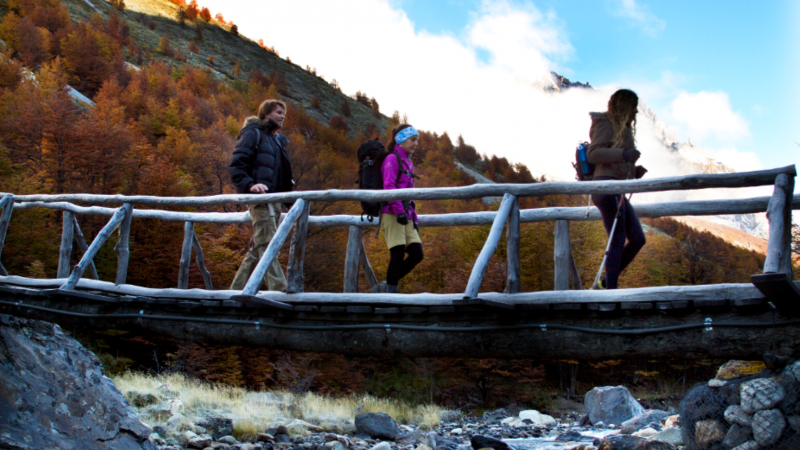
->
[0,165,797,308]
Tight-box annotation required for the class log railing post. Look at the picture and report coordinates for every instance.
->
[343,225,364,293]
[359,241,379,291]
[191,234,213,290]
[505,197,520,293]
[554,220,571,290]
[0,194,13,276]
[62,205,128,290]
[286,200,311,293]
[763,173,794,276]
[114,203,133,285]
[57,211,76,278]
[568,242,583,290]
[178,221,194,289]
[72,216,99,280]
[464,193,516,298]
[241,199,306,296]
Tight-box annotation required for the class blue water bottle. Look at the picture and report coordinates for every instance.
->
[576,142,591,179]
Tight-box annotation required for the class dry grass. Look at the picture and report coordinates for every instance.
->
[113,372,443,440]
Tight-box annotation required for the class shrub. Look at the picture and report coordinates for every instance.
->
[230,23,238,36]
[310,96,320,109]
[329,116,348,132]
[207,54,214,65]
[157,35,174,57]
[339,98,351,117]
[187,41,199,54]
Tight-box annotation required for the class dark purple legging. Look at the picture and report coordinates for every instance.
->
[387,243,423,286]
[591,193,646,289]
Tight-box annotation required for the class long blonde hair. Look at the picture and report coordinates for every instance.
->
[607,89,638,148]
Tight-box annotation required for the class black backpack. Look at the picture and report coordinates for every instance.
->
[573,141,594,181]
[356,139,394,220]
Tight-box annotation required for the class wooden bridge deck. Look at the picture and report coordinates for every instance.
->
[0,166,799,360]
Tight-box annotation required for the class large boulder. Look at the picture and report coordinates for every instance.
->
[196,417,233,439]
[585,386,646,426]
[470,435,511,450]
[355,412,400,440]
[0,315,153,449]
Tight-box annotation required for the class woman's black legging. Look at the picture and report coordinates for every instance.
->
[591,193,646,289]
[387,243,423,286]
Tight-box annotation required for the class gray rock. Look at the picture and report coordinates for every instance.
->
[197,417,234,439]
[787,415,800,433]
[275,433,291,443]
[594,434,644,449]
[439,410,462,423]
[356,413,400,440]
[422,431,437,450]
[584,386,646,427]
[722,424,751,449]
[621,410,672,434]
[257,433,275,442]
[218,435,239,445]
[470,435,511,450]
[730,441,759,450]
[555,430,582,442]
[694,420,726,450]
[482,408,508,424]
[647,427,683,446]
[784,361,800,384]
[752,408,785,447]
[724,405,752,427]
[370,442,392,450]
[188,434,213,448]
[740,378,785,414]
[0,315,152,449]
[325,440,348,450]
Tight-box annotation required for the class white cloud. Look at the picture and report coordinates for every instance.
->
[669,91,750,142]
[712,147,763,172]
[199,0,759,183]
[611,0,666,37]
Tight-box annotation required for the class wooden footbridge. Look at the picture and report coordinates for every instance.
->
[1,166,799,360]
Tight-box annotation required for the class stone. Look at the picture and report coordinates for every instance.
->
[621,410,672,434]
[188,434,213,449]
[730,441,759,450]
[647,427,682,446]
[694,420,725,450]
[470,435,511,450]
[287,419,324,434]
[595,434,645,449]
[634,442,676,450]
[555,430,582,442]
[275,433,291,443]
[369,442,392,450]
[415,445,433,450]
[752,408,785,447]
[439,411,462,422]
[197,417,234,439]
[585,386,646,427]
[356,413,400,440]
[708,379,727,388]
[715,361,767,380]
[787,415,800,433]
[450,428,463,435]
[127,390,161,407]
[0,315,152,450]
[218,435,239,445]
[518,410,556,427]
[422,431,437,450]
[258,433,276,442]
[762,353,791,371]
[784,361,800,383]
[482,409,508,424]
[724,405,752,427]
[663,416,679,429]
[167,413,190,431]
[740,378,785,414]
[632,427,658,438]
[325,440,348,450]
[210,443,232,450]
[722,424,751,449]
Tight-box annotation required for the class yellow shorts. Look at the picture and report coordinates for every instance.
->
[381,213,422,249]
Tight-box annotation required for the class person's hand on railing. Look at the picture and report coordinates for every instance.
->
[635,166,648,179]
[622,149,641,163]
[249,184,269,194]
[396,213,409,225]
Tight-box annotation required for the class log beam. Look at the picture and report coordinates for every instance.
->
[114,203,133,285]
[359,241,379,291]
[764,174,793,275]
[286,201,310,293]
[0,194,13,276]
[178,222,194,289]
[241,199,306,296]
[191,234,213,290]
[464,194,516,298]
[72,217,99,280]
[343,226,364,293]
[554,220,570,291]
[505,197,520,294]
[62,206,128,290]
[57,211,75,278]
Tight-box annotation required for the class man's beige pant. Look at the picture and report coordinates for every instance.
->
[230,204,287,292]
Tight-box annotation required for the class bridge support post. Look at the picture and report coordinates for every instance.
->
[114,203,133,285]
[57,211,75,278]
[178,221,194,289]
[554,220,571,290]
[505,197,520,293]
[72,216,99,280]
[191,233,213,290]
[464,193,516,298]
[344,225,364,293]
[763,173,795,276]
[287,200,310,293]
[0,194,13,276]
[62,205,129,291]
[359,240,379,291]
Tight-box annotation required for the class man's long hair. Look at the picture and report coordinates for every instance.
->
[607,89,638,148]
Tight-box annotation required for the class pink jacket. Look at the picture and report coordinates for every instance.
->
[380,145,417,223]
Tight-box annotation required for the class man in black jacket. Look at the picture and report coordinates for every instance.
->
[229,99,294,291]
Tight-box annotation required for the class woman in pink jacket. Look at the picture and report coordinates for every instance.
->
[380,124,423,293]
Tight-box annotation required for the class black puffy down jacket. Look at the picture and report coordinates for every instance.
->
[229,116,294,194]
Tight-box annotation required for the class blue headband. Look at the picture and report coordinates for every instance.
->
[395,127,419,145]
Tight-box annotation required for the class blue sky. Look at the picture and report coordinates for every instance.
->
[398,0,798,172]
[210,0,798,186]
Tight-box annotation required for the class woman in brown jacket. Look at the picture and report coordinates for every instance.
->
[587,89,648,289]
